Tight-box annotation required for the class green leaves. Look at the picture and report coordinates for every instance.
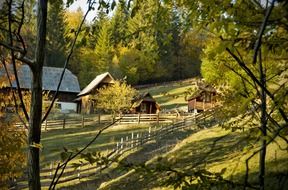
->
[94,80,137,114]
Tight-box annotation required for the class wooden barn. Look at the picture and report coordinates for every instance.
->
[187,84,217,113]
[131,92,160,114]
[0,64,80,113]
[76,72,115,114]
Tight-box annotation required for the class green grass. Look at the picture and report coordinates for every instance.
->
[97,126,288,190]
[19,78,287,189]
[41,122,153,165]
[139,79,197,111]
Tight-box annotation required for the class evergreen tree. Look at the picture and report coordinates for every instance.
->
[88,8,108,49]
[124,0,160,83]
[45,0,67,67]
[94,20,113,73]
[109,0,129,46]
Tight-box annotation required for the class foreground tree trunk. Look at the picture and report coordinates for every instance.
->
[28,1,47,189]
[258,51,267,190]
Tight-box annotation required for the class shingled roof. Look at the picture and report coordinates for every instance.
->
[0,64,80,93]
[77,72,115,97]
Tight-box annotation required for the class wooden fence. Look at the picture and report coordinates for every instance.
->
[15,114,114,130]
[116,113,193,124]
[14,110,214,189]
[15,113,196,130]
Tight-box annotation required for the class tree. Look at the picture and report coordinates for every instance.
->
[178,0,288,189]
[109,0,129,46]
[45,0,67,67]
[0,0,100,189]
[94,20,113,73]
[124,0,160,83]
[65,8,85,75]
[0,62,26,189]
[94,80,137,115]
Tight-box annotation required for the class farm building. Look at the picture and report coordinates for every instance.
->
[76,72,115,114]
[187,84,217,113]
[131,92,160,114]
[0,64,80,113]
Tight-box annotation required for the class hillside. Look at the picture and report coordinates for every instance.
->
[138,78,198,111]
[47,80,287,190]
[97,126,288,190]
[57,120,288,190]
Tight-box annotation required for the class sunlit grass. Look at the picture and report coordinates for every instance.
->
[98,126,288,190]
[139,80,197,110]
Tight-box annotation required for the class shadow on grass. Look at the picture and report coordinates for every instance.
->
[58,128,196,190]
[54,126,288,190]
[41,123,153,164]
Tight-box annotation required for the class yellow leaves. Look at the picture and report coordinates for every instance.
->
[0,120,26,186]
[94,80,137,113]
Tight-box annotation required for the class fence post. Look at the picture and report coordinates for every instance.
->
[45,120,48,131]
[138,113,141,124]
[131,132,134,148]
[148,126,151,139]
[49,161,53,177]
[119,113,122,124]
[112,114,115,123]
[121,138,123,152]
[77,166,81,179]
[157,112,159,125]
[63,114,66,129]
[126,136,129,148]
[81,115,84,128]
[136,133,139,146]
[116,142,119,153]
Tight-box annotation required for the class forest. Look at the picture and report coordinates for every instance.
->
[0,0,288,190]
[9,0,203,87]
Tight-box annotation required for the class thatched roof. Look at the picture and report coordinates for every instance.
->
[0,64,80,93]
[77,72,115,97]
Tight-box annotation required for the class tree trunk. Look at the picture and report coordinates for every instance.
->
[28,1,47,189]
[258,50,267,190]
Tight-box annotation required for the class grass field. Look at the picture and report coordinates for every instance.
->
[41,122,154,165]
[18,79,287,189]
[97,126,288,190]
[138,79,198,111]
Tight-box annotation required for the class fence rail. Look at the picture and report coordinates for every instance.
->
[15,113,196,130]
[14,109,215,189]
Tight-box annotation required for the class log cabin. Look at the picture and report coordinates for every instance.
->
[187,84,217,113]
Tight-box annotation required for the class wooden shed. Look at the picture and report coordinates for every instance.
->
[76,72,115,114]
[187,84,217,113]
[131,92,160,114]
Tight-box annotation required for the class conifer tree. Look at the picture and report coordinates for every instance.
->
[46,0,67,67]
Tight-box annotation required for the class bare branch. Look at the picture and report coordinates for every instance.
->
[49,118,119,189]
[14,53,34,66]
[42,0,95,122]
[0,41,25,54]
[1,57,28,129]
[253,0,276,64]
[7,0,29,122]
[226,48,288,123]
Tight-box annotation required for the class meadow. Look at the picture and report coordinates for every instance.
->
[17,80,288,189]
